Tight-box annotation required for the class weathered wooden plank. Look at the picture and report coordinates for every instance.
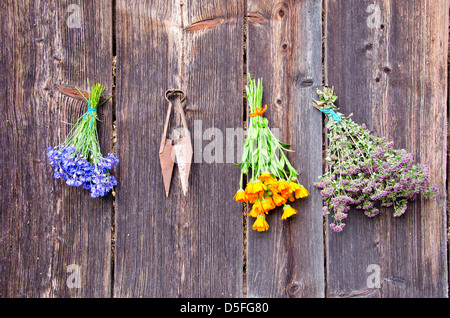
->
[325,0,448,297]
[114,0,244,297]
[0,0,113,297]
[246,0,324,297]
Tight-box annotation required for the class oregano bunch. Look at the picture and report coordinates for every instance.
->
[313,87,439,232]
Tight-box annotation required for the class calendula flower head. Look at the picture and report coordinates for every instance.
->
[245,180,267,196]
[297,185,309,199]
[290,182,309,199]
[233,189,248,203]
[261,197,276,213]
[249,204,260,218]
[282,205,298,220]
[272,191,287,206]
[246,193,258,204]
[234,74,309,232]
[252,214,269,232]
[277,180,291,194]
[259,173,277,185]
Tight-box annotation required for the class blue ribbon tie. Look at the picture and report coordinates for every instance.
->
[320,107,342,122]
[83,103,97,131]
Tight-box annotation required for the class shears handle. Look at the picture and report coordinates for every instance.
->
[159,89,186,154]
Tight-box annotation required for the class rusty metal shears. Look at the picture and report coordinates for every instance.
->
[159,89,193,197]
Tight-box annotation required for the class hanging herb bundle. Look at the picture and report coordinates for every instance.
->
[313,87,439,232]
[47,81,118,198]
[234,75,309,232]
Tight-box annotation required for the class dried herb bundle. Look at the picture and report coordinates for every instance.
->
[314,87,438,232]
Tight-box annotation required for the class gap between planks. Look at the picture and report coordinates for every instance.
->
[110,0,117,299]
[242,0,248,298]
[321,0,328,298]
[447,12,450,298]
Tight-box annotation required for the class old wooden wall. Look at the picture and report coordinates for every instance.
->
[0,0,448,298]
[325,0,448,297]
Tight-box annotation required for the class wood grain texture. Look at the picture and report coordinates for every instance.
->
[1,0,448,299]
[246,0,325,297]
[325,0,448,297]
[0,0,113,297]
[114,0,244,297]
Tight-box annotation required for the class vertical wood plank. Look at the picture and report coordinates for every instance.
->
[325,0,448,297]
[246,0,324,297]
[114,0,244,297]
[0,0,113,297]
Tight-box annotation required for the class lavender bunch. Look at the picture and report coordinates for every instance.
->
[47,82,118,198]
[313,87,439,232]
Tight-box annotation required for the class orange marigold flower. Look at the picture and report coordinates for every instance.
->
[277,180,290,192]
[269,183,279,193]
[281,204,298,220]
[278,180,293,197]
[261,197,276,212]
[233,189,248,202]
[244,182,254,195]
[252,214,269,232]
[289,182,309,199]
[252,180,267,193]
[259,173,277,185]
[246,193,258,204]
[251,199,263,212]
[295,185,309,199]
[289,181,302,192]
[249,204,260,218]
[245,180,266,196]
[272,192,287,206]
[280,189,293,200]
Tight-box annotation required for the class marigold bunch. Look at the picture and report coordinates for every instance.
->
[47,81,118,198]
[234,75,309,232]
[313,87,439,232]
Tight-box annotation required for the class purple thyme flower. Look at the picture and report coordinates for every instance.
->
[329,223,346,233]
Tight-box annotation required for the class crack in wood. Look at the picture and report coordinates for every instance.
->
[335,287,378,298]
[247,12,267,24]
[184,18,224,32]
